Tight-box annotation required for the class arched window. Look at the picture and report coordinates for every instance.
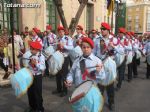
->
[46,0,57,32]
[0,0,19,35]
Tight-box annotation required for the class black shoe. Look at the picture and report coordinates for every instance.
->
[60,92,67,97]
[133,75,137,78]
[108,104,115,111]
[3,72,10,79]
[52,90,61,95]
[127,79,131,82]
[24,107,35,112]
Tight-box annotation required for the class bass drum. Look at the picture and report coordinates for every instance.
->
[126,52,133,65]
[136,50,142,59]
[22,50,32,67]
[69,46,83,62]
[42,46,55,59]
[48,51,64,75]
[10,68,33,98]
[99,57,117,86]
[114,53,125,67]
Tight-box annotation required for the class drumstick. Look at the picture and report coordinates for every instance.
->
[86,66,99,69]
[21,57,31,60]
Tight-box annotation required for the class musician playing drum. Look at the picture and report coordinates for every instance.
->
[93,22,120,111]
[65,37,105,88]
[52,26,73,97]
[25,41,45,112]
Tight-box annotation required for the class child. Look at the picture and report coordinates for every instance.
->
[26,41,45,112]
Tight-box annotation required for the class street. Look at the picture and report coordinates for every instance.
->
[0,58,150,112]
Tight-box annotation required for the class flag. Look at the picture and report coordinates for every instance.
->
[107,0,114,16]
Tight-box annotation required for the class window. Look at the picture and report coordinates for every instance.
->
[46,0,57,32]
[128,16,132,22]
[86,4,94,31]
[135,15,139,23]
[0,0,19,35]
[147,11,150,31]
[136,8,139,11]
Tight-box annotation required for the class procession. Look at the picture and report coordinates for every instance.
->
[0,0,150,112]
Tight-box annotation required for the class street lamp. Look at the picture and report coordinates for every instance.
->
[10,0,16,73]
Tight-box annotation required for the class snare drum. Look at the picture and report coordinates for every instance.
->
[100,57,117,86]
[10,68,33,98]
[70,80,103,112]
[48,51,64,75]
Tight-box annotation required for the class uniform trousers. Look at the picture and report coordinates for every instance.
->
[117,58,126,88]
[128,63,133,81]
[27,74,44,112]
[132,53,138,77]
[56,56,70,93]
[98,83,115,106]
[146,62,150,78]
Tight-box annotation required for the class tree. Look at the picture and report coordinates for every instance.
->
[53,0,88,36]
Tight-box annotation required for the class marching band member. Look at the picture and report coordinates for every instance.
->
[45,25,57,48]
[130,32,139,78]
[117,28,127,85]
[73,25,84,47]
[143,35,150,79]
[126,32,133,82]
[65,37,105,87]
[26,41,45,112]
[31,28,43,47]
[91,29,101,42]
[93,22,117,110]
[52,26,73,97]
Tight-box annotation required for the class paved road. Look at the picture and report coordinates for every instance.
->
[0,58,150,112]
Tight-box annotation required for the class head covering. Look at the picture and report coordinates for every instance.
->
[82,37,94,49]
[46,25,52,30]
[57,26,65,31]
[130,32,135,37]
[77,25,83,30]
[30,41,42,50]
[32,27,39,34]
[126,32,131,36]
[118,27,126,34]
[91,29,97,33]
[101,22,111,30]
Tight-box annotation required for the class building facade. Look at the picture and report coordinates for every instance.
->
[0,0,113,35]
[126,1,150,34]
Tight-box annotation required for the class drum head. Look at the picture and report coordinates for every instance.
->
[71,80,93,100]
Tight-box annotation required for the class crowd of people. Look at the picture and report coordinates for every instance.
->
[0,22,150,112]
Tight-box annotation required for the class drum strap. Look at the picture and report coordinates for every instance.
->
[46,36,49,47]
[80,59,86,75]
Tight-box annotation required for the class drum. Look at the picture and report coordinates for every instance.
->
[126,51,133,65]
[136,50,142,59]
[48,51,64,75]
[42,46,55,59]
[10,68,33,98]
[100,57,117,86]
[22,50,32,67]
[69,46,83,62]
[114,53,125,67]
[70,80,103,112]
